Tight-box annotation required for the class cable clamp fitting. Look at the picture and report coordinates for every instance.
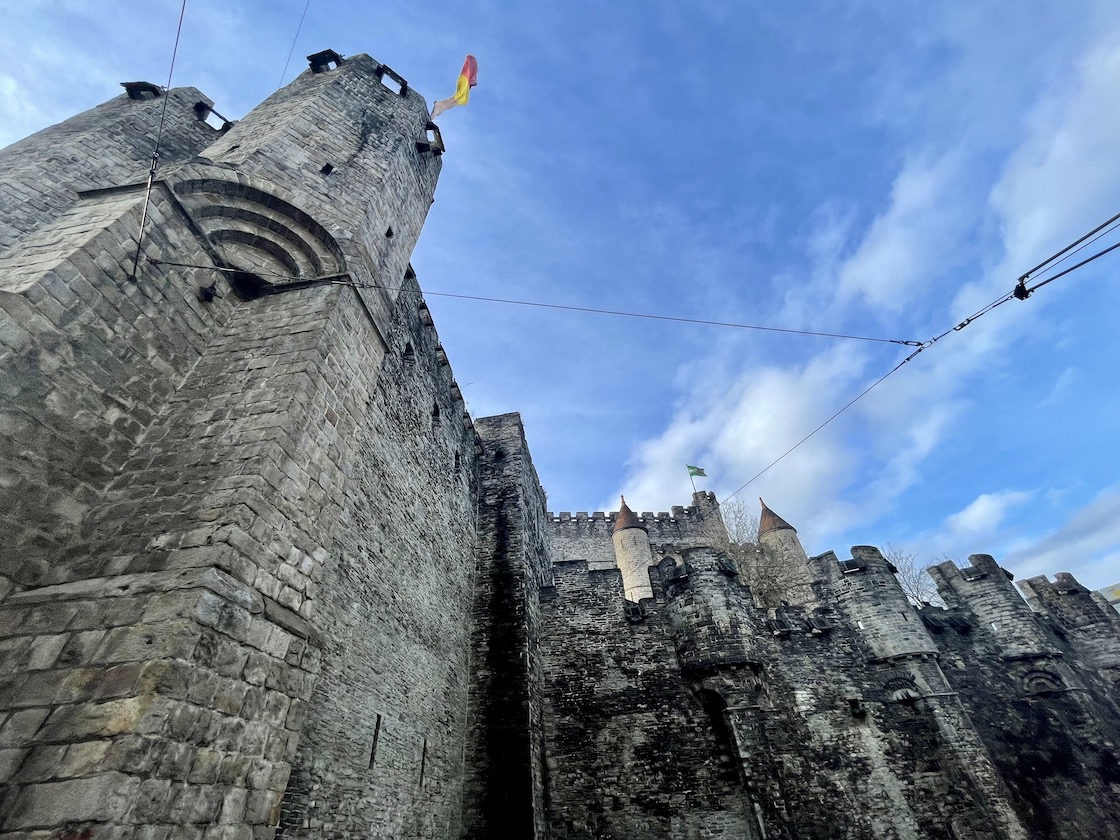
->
[1012,278,1032,300]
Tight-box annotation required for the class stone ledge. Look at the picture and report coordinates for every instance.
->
[5,568,263,616]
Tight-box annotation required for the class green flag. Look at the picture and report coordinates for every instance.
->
[687,465,707,478]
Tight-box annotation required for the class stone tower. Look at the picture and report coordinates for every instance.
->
[0,51,488,840]
[612,495,654,601]
[754,497,815,606]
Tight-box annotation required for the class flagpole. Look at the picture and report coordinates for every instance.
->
[689,471,697,494]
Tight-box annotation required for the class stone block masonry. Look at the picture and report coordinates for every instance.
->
[0,51,457,840]
[2,47,1120,840]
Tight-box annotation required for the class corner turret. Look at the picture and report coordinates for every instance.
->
[754,498,815,606]
[830,546,939,661]
[612,495,655,601]
[1018,572,1120,670]
[928,554,1060,660]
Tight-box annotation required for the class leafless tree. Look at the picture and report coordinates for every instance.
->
[883,543,944,607]
[707,497,812,607]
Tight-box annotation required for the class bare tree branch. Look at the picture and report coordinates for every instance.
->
[883,543,944,607]
[707,498,811,607]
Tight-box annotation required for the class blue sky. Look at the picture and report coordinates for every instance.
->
[3,1,1119,589]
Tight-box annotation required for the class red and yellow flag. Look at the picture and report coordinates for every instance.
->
[431,55,478,119]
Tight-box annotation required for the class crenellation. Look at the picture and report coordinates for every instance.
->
[826,546,940,662]
[1018,573,1120,670]
[929,555,1061,661]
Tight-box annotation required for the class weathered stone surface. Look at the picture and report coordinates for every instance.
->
[4,772,139,828]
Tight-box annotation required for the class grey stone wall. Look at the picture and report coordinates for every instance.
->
[0,185,237,586]
[0,86,218,251]
[276,277,481,840]
[460,413,552,840]
[537,539,1119,838]
[547,491,725,575]
[0,50,453,840]
[927,561,1120,839]
[540,557,758,840]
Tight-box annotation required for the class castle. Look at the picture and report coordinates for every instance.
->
[1,51,1118,840]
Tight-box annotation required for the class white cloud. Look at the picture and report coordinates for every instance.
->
[989,41,1120,271]
[0,74,49,140]
[611,344,867,515]
[836,151,976,316]
[944,490,1034,540]
[615,6,1120,563]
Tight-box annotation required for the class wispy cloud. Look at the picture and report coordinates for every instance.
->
[615,4,1120,580]
[1004,486,1120,588]
[836,151,976,317]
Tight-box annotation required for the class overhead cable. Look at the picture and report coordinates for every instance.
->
[146,259,920,346]
[718,209,1120,506]
[412,289,922,345]
[1016,234,1120,299]
[278,0,313,88]
[1017,210,1120,284]
[718,352,919,508]
[129,0,189,282]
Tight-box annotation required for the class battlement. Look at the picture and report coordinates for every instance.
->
[1018,572,1120,669]
[928,555,1060,660]
[548,504,704,528]
[810,547,939,661]
[548,491,723,546]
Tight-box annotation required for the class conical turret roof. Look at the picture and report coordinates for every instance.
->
[613,495,646,533]
[758,497,796,536]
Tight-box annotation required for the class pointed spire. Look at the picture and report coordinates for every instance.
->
[613,495,645,533]
[758,497,796,536]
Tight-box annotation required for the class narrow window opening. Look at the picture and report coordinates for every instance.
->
[320,163,335,176]
[454,452,461,474]
[193,101,231,131]
[121,81,162,101]
[431,403,441,428]
[402,343,416,368]
[697,691,739,784]
[418,738,427,788]
[377,66,409,95]
[307,50,344,74]
[415,122,445,156]
[368,713,382,769]
[385,226,394,239]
